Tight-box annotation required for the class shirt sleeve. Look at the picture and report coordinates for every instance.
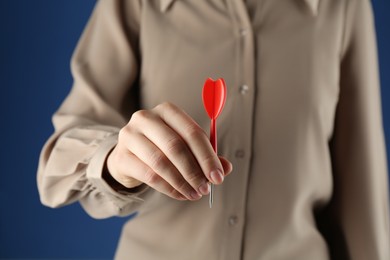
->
[37,0,150,219]
[327,0,390,259]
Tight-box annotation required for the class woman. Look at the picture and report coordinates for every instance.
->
[38,0,389,259]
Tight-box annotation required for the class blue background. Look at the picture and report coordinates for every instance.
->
[0,0,389,258]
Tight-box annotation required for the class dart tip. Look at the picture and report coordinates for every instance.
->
[209,183,214,209]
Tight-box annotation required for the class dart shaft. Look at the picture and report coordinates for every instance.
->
[209,183,214,208]
[210,119,217,208]
[210,119,217,153]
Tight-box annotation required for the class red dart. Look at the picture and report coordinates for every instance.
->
[202,78,227,208]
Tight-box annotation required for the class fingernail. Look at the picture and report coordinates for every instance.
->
[210,169,224,184]
[199,182,210,195]
[190,190,202,200]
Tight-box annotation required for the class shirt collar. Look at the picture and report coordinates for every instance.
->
[303,0,320,16]
[161,0,320,16]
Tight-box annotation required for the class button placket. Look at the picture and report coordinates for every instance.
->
[239,84,249,94]
[228,215,239,226]
[239,28,248,36]
[235,150,245,158]
[221,1,256,259]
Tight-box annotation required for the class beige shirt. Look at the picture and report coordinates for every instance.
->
[37,0,390,259]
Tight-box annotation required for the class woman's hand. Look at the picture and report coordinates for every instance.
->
[107,102,233,201]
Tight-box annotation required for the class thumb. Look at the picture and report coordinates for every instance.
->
[218,156,233,176]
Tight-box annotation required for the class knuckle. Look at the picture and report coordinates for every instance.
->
[176,179,190,192]
[201,154,218,169]
[185,124,204,139]
[149,150,169,171]
[165,137,186,156]
[168,187,182,200]
[131,109,150,123]
[118,126,130,140]
[155,102,178,119]
[158,102,174,110]
[185,170,203,184]
[144,169,159,185]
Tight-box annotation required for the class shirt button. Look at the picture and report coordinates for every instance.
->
[235,150,245,158]
[239,85,249,94]
[229,216,239,226]
[239,28,248,36]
